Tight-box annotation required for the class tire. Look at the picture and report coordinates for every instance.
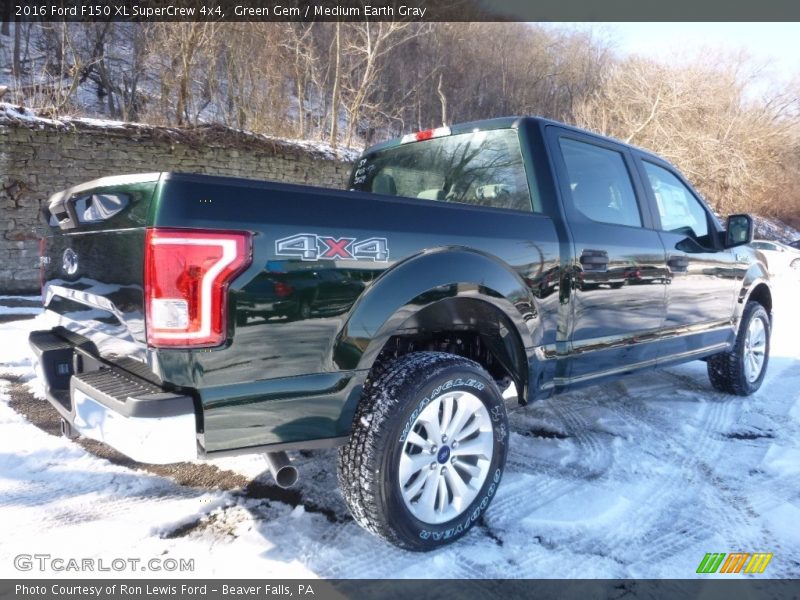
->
[707,301,770,395]
[337,352,508,550]
[297,300,311,320]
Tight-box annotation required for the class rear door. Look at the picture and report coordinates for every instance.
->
[546,127,669,385]
[632,155,739,359]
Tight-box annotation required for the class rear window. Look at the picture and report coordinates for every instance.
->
[74,193,130,224]
[351,129,536,212]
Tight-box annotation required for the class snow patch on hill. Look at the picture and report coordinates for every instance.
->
[1,102,361,163]
[753,215,799,244]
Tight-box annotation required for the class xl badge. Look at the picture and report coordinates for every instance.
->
[62,248,79,275]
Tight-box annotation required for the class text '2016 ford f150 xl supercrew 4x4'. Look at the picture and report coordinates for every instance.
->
[30,117,771,550]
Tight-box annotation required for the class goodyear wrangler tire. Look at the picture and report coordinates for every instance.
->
[337,352,509,551]
[707,301,770,396]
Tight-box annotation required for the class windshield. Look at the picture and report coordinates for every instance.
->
[350,129,535,212]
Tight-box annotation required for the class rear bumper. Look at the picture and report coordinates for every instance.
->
[28,329,199,464]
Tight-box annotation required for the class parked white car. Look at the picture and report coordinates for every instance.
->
[750,240,800,277]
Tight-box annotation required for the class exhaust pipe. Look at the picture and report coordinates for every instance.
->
[263,451,298,488]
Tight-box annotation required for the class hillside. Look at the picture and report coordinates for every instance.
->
[2,21,799,225]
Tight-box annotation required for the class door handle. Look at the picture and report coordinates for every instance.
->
[580,250,609,270]
[667,256,689,271]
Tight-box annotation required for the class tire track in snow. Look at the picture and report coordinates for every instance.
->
[566,373,734,565]
[1,373,346,534]
[601,371,780,566]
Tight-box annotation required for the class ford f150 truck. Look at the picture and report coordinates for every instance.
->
[29,117,771,550]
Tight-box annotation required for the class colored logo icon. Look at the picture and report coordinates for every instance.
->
[697,552,773,574]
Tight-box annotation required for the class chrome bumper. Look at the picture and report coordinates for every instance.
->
[29,329,199,465]
[71,387,198,464]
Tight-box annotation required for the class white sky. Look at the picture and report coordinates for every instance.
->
[590,22,800,87]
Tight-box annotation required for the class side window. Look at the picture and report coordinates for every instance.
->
[642,162,710,242]
[559,138,642,227]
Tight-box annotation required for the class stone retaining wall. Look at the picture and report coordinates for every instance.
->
[0,109,354,293]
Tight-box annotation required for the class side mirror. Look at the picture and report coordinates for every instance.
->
[725,214,753,248]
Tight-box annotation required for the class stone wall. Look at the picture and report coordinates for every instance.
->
[0,108,354,293]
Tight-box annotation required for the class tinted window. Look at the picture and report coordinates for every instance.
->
[352,129,535,212]
[643,162,710,241]
[559,138,642,227]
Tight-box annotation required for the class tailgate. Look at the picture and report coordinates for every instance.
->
[40,173,160,375]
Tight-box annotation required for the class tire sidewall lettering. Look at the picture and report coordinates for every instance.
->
[399,377,487,444]
[416,466,504,541]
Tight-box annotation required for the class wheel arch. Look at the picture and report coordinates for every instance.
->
[374,296,530,400]
[332,247,540,401]
[736,262,772,322]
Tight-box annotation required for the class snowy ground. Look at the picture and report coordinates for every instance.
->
[0,282,799,580]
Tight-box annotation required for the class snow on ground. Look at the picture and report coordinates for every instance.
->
[0,283,799,579]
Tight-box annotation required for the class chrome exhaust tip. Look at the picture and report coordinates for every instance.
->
[264,451,298,488]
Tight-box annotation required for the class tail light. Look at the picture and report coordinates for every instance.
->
[400,126,451,144]
[273,281,294,298]
[144,228,252,348]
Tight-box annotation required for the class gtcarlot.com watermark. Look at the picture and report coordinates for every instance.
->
[14,553,195,573]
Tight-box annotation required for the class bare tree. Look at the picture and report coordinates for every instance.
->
[574,54,799,218]
[281,23,316,138]
[437,72,447,126]
[12,18,21,76]
[340,21,422,147]
[329,22,342,147]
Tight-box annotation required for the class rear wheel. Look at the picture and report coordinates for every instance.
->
[297,300,311,320]
[707,301,770,395]
[337,352,508,550]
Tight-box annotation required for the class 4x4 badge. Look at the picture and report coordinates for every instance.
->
[275,233,389,262]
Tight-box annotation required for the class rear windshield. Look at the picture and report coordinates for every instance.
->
[351,129,535,212]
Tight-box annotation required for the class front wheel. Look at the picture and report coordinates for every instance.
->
[337,352,508,550]
[707,301,770,395]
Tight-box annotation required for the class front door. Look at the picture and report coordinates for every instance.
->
[634,158,739,360]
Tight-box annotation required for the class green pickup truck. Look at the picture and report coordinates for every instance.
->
[29,117,771,550]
